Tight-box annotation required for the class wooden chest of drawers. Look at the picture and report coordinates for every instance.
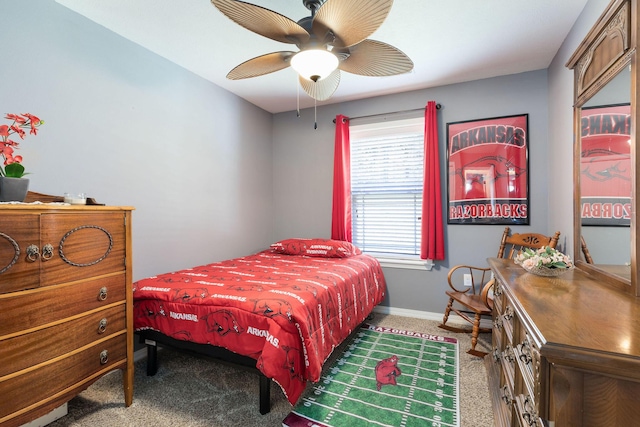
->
[0,205,134,427]
[486,258,640,427]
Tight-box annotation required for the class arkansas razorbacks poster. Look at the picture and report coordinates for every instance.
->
[447,114,529,225]
[580,104,631,226]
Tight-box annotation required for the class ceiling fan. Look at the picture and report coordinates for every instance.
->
[210,0,414,102]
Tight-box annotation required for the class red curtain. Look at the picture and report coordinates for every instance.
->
[331,114,352,242]
[421,101,445,260]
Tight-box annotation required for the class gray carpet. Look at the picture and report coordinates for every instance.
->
[48,314,493,427]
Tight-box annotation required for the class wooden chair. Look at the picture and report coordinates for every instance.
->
[439,226,561,357]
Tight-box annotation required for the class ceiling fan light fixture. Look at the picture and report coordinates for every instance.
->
[290,49,338,82]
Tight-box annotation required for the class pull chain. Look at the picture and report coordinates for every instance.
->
[296,79,300,117]
[314,97,317,130]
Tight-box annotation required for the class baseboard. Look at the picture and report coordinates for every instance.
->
[373,306,458,323]
[134,347,147,362]
[20,403,67,427]
[372,306,492,329]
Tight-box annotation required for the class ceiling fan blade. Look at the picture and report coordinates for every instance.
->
[339,39,413,76]
[299,69,340,101]
[211,0,309,45]
[312,0,393,48]
[227,51,295,80]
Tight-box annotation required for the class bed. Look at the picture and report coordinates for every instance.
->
[133,238,387,414]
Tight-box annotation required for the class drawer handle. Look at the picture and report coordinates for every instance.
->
[501,385,512,407]
[98,318,108,334]
[98,287,108,301]
[41,243,54,261]
[492,348,501,363]
[494,282,503,296]
[26,244,40,262]
[522,395,537,426]
[504,345,515,363]
[100,350,109,365]
[493,317,503,330]
[518,339,533,364]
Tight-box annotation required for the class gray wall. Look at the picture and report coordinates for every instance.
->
[1,1,274,281]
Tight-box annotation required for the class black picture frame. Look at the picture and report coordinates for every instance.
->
[446,114,529,225]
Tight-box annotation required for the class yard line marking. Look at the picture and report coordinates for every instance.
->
[324,361,457,388]
[296,396,457,427]
[311,381,457,413]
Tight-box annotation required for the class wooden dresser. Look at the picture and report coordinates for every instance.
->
[486,258,640,427]
[0,203,134,427]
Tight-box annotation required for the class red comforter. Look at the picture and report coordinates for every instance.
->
[133,249,386,404]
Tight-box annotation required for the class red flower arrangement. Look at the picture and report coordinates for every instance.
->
[0,113,44,178]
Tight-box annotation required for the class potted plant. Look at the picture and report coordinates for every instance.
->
[0,113,44,202]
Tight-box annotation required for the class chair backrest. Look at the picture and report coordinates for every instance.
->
[496,226,561,260]
[581,235,594,264]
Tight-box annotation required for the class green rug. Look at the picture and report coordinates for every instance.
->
[283,324,459,427]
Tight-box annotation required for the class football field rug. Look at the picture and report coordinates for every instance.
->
[282,324,459,427]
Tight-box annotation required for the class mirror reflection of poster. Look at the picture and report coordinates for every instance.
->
[447,114,529,225]
[580,104,631,226]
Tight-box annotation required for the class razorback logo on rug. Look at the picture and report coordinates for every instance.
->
[375,355,401,390]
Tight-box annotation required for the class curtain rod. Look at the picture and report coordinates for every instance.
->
[332,103,442,123]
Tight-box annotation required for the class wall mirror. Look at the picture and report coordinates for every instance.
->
[567,0,639,295]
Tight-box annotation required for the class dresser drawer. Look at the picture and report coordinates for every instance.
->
[0,334,126,423]
[0,274,125,338]
[0,213,40,294]
[40,212,126,287]
[0,305,125,377]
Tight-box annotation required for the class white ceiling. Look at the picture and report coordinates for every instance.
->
[55,0,589,114]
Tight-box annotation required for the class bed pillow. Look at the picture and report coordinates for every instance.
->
[270,238,362,258]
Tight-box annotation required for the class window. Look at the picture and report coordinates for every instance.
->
[350,117,424,257]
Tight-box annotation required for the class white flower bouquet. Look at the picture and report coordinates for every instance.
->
[514,246,573,277]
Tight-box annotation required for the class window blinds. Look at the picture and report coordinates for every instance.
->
[350,118,424,256]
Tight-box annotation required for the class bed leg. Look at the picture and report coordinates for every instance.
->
[259,375,270,415]
[145,339,158,376]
